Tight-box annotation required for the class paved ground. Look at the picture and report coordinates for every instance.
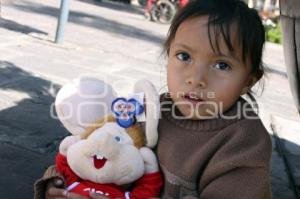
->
[0,0,300,198]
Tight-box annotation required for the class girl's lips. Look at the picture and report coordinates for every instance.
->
[183,94,204,105]
[93,155,107,169]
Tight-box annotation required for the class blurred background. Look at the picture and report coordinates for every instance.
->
[0,0,299,198]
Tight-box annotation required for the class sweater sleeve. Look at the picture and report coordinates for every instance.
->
[33,165,65,199]
[199,167,271,199]
[198,119,272,199]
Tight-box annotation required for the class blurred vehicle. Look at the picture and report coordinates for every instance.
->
[144,0,188,23]
[93,0,131,4]
[138,0,147,6]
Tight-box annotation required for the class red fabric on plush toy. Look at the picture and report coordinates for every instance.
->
[56,153,163,198]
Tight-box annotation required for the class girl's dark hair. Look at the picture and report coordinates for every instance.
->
[163,0,265,80]
[163,0,266,112]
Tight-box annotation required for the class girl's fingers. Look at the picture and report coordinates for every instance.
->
[66,192,90,199]
[47,187,68,197]
[46,188,109,199]
[46,197,66,199]
[89,192,109,199]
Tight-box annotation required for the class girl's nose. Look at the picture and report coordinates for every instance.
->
[185,70,207,88]
[185,79,206,88]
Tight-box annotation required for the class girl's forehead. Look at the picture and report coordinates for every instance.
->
[174,16,208,45]
[177,16,209,32]
[173,16,245,64]
[175,16,238,48]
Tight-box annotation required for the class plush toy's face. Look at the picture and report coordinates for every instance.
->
[67,123,145,185]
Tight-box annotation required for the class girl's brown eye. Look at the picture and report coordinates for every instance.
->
[176,52,191,63]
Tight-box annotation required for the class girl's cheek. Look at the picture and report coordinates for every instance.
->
[170,60,184,71]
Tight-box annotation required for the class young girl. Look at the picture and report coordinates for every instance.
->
[36,0,272,198]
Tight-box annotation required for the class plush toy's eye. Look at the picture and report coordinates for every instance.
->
[114,136,121,142]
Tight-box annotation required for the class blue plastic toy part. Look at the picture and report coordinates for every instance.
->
[111,97,144,128]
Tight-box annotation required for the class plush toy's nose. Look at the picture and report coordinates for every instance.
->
[98,133,120,159]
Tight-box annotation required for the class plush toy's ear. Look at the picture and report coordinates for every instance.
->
[59,135,81,156]
[133,79,160,148]
[55,77,117,135]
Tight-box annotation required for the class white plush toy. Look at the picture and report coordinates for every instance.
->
[54,77,163,199]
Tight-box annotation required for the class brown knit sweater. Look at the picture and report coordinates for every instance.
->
[34,94,272,199]
[157,94,272,199]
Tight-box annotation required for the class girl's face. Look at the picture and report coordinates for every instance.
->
[167,16,256,119]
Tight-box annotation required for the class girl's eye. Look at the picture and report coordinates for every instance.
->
[214,62,231,71]
[176,52,191,63]
[114,136,121,142]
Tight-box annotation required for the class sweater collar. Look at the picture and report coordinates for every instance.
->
[160,93,256,132]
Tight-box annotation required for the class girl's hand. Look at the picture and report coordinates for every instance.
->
[45,178,67,199]
[45,178,90,199]
[45,177,109,199]
[61,192,110,199]
[46,188,105,199]
[89,192,109,199]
